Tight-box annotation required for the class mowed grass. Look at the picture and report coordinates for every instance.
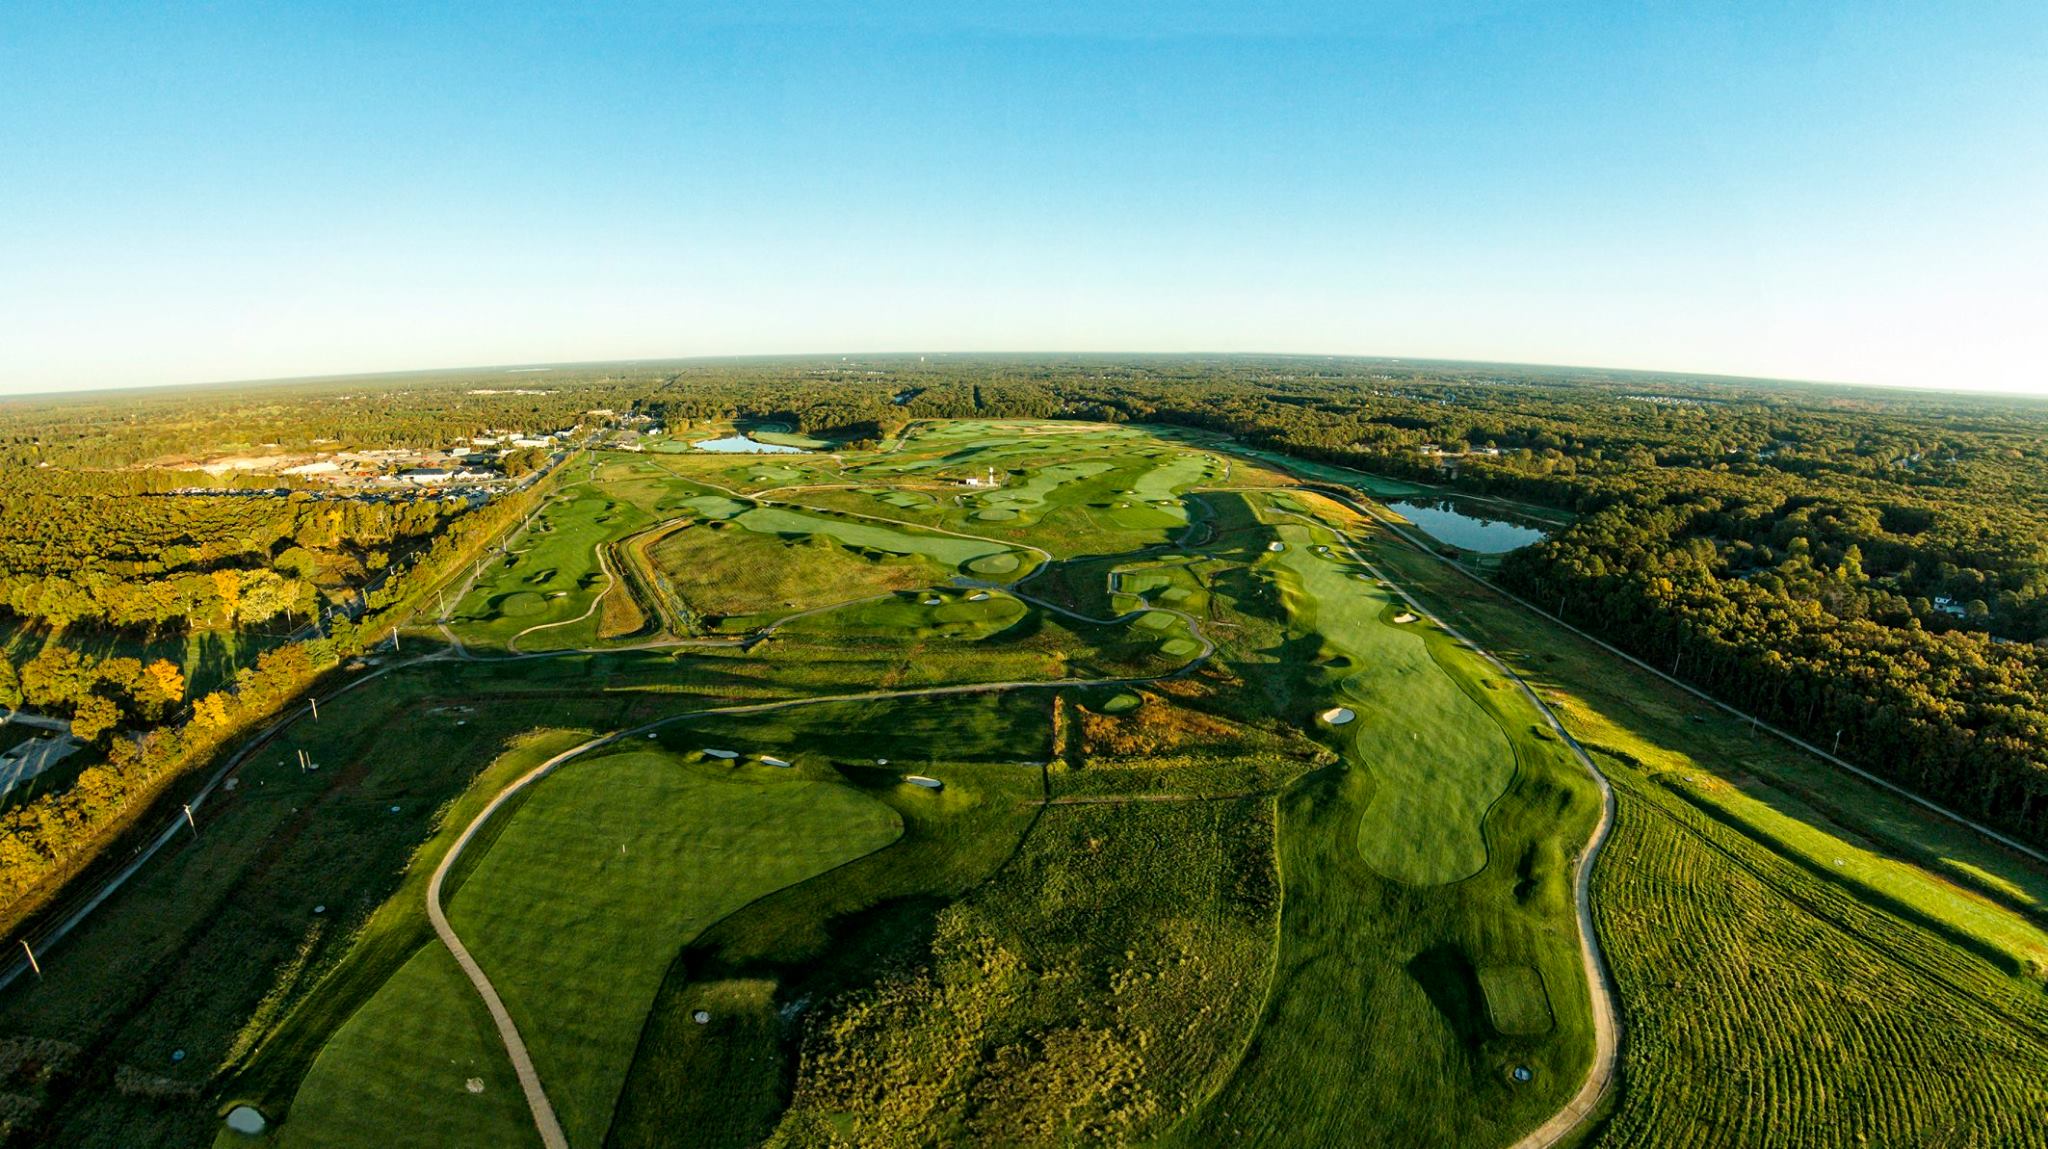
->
[645,520,937,624]
[1169,494,1601,1148]
[1363,530,2048,1146]
[0,660,654,1148]
[612,699,1052,1148]
[271,945,538,1149]
[448,486,653,651]
[443,750,902,1148]
[1262,517,1515,885]
[774,588,1029,641]
[840,420,1223,555]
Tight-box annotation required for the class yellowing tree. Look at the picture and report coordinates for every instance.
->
[193,692,234,730]
[143,659,187,710]
[211,568,242,623]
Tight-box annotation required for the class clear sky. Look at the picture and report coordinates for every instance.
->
[2,2,2044,395]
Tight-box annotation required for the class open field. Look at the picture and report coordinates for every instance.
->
[9,418,2048,1149]
[1360,513,2048,1147]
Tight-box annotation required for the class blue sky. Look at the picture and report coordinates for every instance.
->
[2,2,2043,394]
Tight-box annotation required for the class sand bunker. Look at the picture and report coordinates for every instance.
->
[905,775,944,790]
[1392,612,1418,624]
[225,1106,267,1135]
[702,748,739,760]
[1320,707,1356,725]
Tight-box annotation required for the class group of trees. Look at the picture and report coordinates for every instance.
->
[0,474,455,633]
[0,649,185,741]
[0,450,575,924]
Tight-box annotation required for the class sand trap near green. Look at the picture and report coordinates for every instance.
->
[1264,523,1515,885]
[1128,452,1216,502]
[729,506,1021,572]
[780,590,1028,640]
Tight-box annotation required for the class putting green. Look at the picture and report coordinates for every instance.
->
[496,591,547,618]
[1263,519,1515,885]
[968,553,1020,575]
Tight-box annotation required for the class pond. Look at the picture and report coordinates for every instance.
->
[691,435,809,455]
[1389,498,1548,553]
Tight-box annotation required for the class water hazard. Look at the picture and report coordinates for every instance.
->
[1389,499,1548,553]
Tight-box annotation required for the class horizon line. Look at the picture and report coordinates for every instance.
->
[4,350,2045,406]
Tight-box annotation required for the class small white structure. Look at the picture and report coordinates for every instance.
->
[960,466,998,488]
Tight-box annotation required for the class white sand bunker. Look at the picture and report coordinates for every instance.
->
[759,755,792,768]
[702,748,739,760]
[1392,612,1418,624]
[924,597,943,605]
[465,1077,485,1094]
[225,1106,267,1134]
[1267,541,1286,552]
[968,592,990,601]
[905,775,944,790]
[1320,707,1356,725]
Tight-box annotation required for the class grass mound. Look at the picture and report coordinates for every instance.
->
[494,591,548,618]
[1478,965,1555,1036]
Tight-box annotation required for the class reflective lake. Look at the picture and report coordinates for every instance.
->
[691,435,808,454]
[1389,499,1549,553]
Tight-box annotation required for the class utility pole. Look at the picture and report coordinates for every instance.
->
[181,804,199,838]
[310,696,319,721]
[1833,729,1843,756]
[391,630,401,653]
[19,939,39,979]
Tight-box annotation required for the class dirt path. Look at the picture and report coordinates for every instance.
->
[1276,499,1621,1149]
[429,632,1225,1149]
[1361,555,1620,1149]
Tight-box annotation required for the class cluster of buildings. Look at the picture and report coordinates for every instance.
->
[173,425,585,497]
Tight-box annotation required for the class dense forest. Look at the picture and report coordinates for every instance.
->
[2,356,2045,921]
